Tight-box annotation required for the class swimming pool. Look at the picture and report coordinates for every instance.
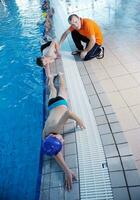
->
[0,0,44,199]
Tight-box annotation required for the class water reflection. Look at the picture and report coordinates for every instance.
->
[15,0,41,37]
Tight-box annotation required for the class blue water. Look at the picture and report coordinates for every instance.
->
[0,1,44,199]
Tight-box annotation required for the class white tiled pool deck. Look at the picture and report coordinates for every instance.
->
[39,0,140,199]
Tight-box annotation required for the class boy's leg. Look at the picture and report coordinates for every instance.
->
[58,73,67,99]
[48,75,57,100]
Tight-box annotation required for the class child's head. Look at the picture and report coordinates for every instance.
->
[36,57,43,67]
[36,56,53,67]
[42,134,64,156]
[36,41,57,68]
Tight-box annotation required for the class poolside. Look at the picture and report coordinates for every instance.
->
[1,0,140,200]
[40,0,140,199]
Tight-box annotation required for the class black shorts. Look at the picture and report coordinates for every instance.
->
[41,41,52,52]
[48,96,68,111]
[48,96,64,106]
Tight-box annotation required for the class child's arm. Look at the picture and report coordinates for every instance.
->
[68,111,86,129]
[54,151,76,191]
[44,64,51,77]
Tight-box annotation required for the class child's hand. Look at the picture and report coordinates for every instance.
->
[65,169,76,191]
[76,121,86,129]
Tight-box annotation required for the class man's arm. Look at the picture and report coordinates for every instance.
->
[68,111,86,129]
[59,29,70,46]
[54,151,76,191]
[80,35,96,59]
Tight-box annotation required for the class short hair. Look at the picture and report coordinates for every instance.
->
[68,14,79,23]
[36,57,43,67]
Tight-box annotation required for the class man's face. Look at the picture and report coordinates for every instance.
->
[70,16,81,30]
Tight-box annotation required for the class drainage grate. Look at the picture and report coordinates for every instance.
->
[52,1,114,198]
[61,52,114,200]
[77,130,113,199]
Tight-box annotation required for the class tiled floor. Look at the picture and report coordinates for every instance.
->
[40,0,140,199]
[69,0,140,174]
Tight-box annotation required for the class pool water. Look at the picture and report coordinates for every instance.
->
[0,0,44,199]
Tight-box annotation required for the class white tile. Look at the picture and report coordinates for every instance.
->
[113,49,138,65]
[123,61,140,73]
[130,105,140,124]
[84,59,103,74]
[112,75,138,90]
[100,79,118,92]
[91,68,109,81]
[114,107,140,131]
[104,64,128,78]
[132,72,140,84]
[124,128,140,160]
[120,87,140,106]
[106,92,127,108]
[99,54,120,67]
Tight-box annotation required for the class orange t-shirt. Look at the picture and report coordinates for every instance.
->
[69,18,103,45]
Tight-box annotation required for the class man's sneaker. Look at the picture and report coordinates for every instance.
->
[96,47,104,59]
[71,50,82,55]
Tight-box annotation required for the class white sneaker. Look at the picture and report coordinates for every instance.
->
[96,47,104,59]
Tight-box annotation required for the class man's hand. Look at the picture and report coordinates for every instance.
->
[65,169,76,191]
[80,50,87,59]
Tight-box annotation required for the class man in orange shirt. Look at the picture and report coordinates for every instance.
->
[59,14,104,61]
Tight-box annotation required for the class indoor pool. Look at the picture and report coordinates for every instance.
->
[0,0,44,199]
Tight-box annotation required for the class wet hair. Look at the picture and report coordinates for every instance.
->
[36,57,43,67]
[68,14,79,23]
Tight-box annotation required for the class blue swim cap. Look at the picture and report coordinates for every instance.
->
[42,135,62,156]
